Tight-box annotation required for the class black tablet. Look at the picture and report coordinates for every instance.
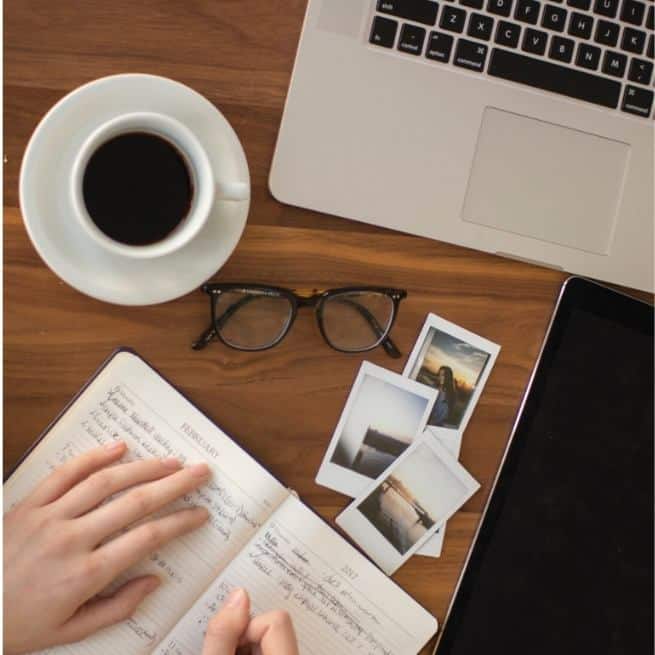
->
[434,277,654,655]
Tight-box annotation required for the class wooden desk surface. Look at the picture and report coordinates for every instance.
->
[3,1,599,652]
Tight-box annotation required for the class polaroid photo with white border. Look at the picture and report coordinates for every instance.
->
[316,362,438,498]
[336,434,480,575]
[403,314,500,439]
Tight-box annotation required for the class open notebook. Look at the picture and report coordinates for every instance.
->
[3,349,438,655]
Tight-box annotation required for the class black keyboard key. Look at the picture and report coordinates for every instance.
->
[426,30,455,60]
[523,27,549,53]
[370,16,399,47]
[515,0,541,22]
[569,12,594,37]
[620,0,646,24]
[647,5,654,29]
[542,4,568,30]
[468,12,495,39]
[377,0,439,25]
[622,27,646,53]
[461,0,484,7]
[628,57,654,83]
[488,47,621,107]
[454,37,489,69]
[621,84,653,116]
[647,34,654,60]
[567,0,591,8]
[496,20,522,45]
[440,5,467,31]
[593,0,620,17]
[488,0,514,16]
[576,42,602,68]
[549,34,576,60]
[602,50,628,75]
[594,19,620,45]
[398,23,427,53]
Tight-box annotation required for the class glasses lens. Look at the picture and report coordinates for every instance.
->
[213,290,293,350]
[320,291,394,352]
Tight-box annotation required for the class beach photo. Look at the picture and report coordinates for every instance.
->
[404,315,499,431]
[336,436,481,573]
[330,370,433,478]
[358,441,472,554]
[316,362,438,498]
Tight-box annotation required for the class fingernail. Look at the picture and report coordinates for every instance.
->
[145,577,161,593]
[161,457,182,469]
[226,588,246,608]
[188,462,210,477]
[105,440,125,452]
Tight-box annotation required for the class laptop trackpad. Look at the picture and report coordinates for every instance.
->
[462,108,630,255]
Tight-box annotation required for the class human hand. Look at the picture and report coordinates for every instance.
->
[201,588,299,655]
[3,441,211,654]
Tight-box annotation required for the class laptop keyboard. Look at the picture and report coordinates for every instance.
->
[369,0,654,117]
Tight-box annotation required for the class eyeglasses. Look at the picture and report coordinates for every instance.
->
[192,284,407,358]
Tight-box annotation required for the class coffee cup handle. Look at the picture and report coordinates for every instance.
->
[215,180,250,202]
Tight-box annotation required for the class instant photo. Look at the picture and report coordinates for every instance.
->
[337,436,480,575]
[403,314,500,434]
[316,362,437,498]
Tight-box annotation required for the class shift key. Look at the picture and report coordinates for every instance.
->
[621,85,653,117]
[377,0,439,25]
[454,39,488,71]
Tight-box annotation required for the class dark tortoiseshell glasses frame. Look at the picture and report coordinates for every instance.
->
[192,283,407,358]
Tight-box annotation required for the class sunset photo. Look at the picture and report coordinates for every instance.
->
[330,372,432,478]
[357,441,470,555]
[407,326,491,429]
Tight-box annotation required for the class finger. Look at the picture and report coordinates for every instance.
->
[57,575,160,644]
[22,442,127,508]
[240,611,299,655]
[202,588,250,655]
[78,463,211,542]
[53,457,183,518]
[91,507,209,587]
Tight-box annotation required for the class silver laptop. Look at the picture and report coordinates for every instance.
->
[270,0,654,292]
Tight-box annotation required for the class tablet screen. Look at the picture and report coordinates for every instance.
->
[436,278,654,655]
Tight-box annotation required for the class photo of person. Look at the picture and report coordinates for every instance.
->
[329,368,434,479]
[356,441,471,555]
[405,318,496,430]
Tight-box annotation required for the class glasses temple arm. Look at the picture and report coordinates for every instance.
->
[191,323,217,350]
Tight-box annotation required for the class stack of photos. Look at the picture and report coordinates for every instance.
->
[316,313,500,563]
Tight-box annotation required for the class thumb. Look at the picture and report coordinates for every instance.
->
[202,588,251,655]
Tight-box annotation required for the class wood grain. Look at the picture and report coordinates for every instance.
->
[4,207,566,652]
[3,2,644,653]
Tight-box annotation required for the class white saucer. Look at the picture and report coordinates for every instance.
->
[19,74,250,305]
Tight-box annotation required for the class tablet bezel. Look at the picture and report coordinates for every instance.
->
[433,276,654,653]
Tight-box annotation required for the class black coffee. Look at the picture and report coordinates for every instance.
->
[82,132,193,246]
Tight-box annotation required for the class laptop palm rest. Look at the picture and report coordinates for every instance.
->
[462,108,630,255]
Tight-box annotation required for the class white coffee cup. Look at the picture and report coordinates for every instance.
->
[70,111,249,259]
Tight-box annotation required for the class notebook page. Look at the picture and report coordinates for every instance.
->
[3,351,289,655]
[155,495,438,655]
